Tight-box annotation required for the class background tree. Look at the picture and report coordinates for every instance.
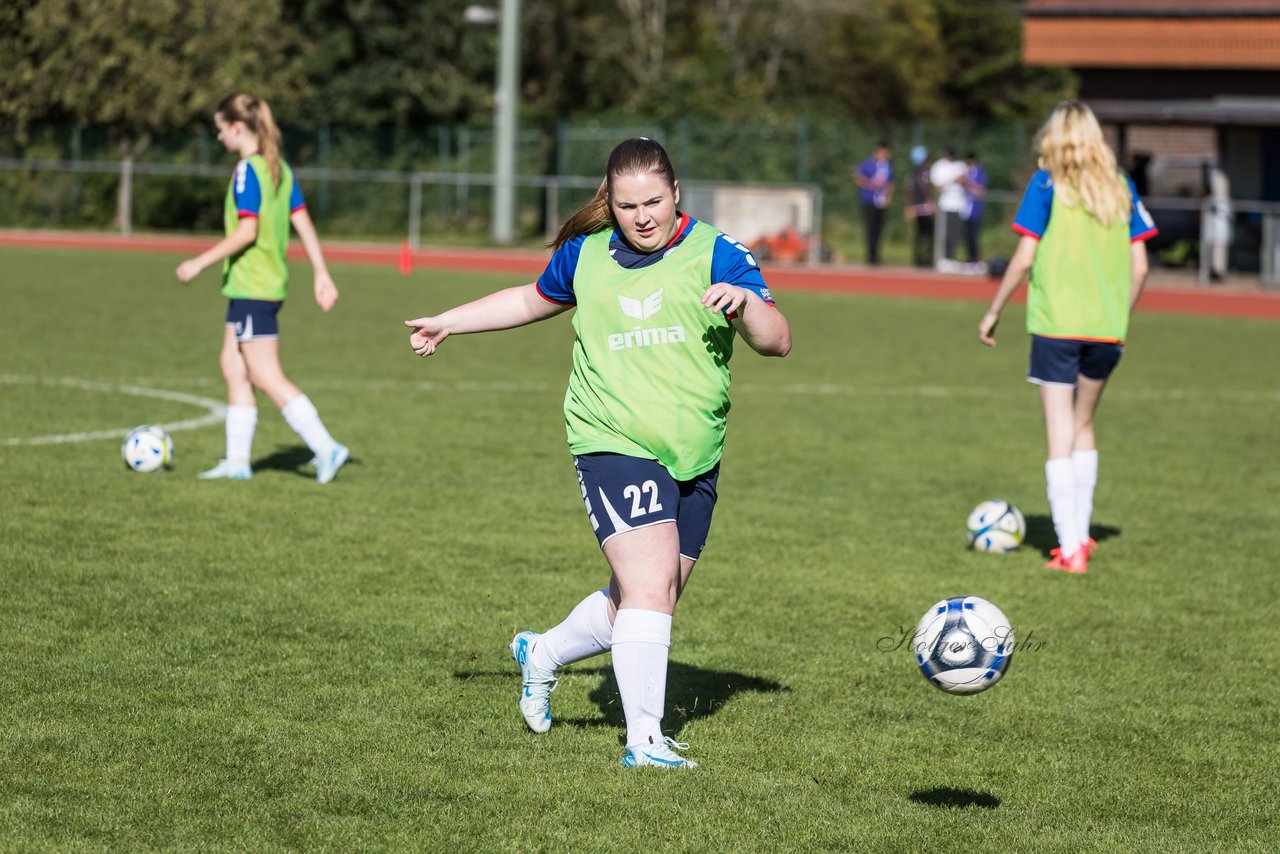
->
[285,0,495,129]
[934,0,1076,121]
[0,0,308,227]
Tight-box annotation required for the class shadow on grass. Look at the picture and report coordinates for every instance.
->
[455,661,788,739]
[252,444,360,478]
[1024,514,1120,557]
[908,787,1000,809]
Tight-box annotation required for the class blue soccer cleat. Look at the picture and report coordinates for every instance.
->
[509,631,557,734]
[197,459,252,480]
[620,736,698,769]
[314,443,350,484]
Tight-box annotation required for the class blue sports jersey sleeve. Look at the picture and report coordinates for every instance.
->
[233,160,262,217]
[536,235,585,304]
[1127,176,1158,241]
[711,232,773,304]
[1012,169,1054,238]
[290,177,305,212]
[1015,169,1159,242]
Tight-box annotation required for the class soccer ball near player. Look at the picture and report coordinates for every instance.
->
[966,499,1025,552]
[913,596,1014,695]
[122,425,173,473]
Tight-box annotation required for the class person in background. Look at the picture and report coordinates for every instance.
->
[403,137,791,769]
[961,151,987,266]
[176,92,350,484]
[930,146,967,262]
[905,145,936,268]
[853,141,894,265]
[977,101,1157,574]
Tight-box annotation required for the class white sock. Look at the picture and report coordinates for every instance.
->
[531,589,613,672]
[281,394,335,455]
[226,405,257,465]
[1046,457,1080,557]
[1072,449,1099,545]
[611,608,672,747]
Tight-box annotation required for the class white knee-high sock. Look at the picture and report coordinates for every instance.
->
[1072,449,1099,544]
[530,589,613,672]
[611,608,672,747]
[226,405,257,464]
[281,394,336,455]
[1046,457,1080,557]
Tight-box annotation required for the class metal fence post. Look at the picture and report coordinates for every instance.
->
[120,157,132,237]
[1198,197,1211,286]
[1263,213,1278,289]
[409,174,423,250]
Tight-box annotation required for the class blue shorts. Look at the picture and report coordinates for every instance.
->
[573,453,720,562]
[1027,335,1124,387]
[225,299,283,342]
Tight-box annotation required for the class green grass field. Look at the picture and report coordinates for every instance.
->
[2,245,1277,851]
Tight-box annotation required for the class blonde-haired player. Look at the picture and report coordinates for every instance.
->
[978,101,1157,573]
[177,93,349,483]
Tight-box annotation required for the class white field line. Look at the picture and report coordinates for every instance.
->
[109,377,1280,404]
[0,375,226,446]
[4,374,1277,447]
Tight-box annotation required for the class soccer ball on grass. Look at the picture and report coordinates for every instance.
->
[122,425,173,473]
[966,500,1025,552]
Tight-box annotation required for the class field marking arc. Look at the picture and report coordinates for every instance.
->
[0,375,227,447]
[3,374,1274,449]
[132,376,1280,404]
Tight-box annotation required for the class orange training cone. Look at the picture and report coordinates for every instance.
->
[398,240,413,275]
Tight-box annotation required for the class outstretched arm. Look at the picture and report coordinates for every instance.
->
[175,218,257,283]
[703,284,791,357]
[979,235,1038,347]
[289,207,338,312]
[404,283,569,357]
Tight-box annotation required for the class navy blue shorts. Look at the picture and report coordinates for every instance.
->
[225,299,283,342]
[1027,335,1124,387]
[573,453,720,562]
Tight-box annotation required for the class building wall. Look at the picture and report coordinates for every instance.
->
[1025,18,1280,68]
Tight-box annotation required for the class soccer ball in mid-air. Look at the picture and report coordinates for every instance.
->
[913,596,1014,695]
[122,425,173,473]
[966,500,1025,552]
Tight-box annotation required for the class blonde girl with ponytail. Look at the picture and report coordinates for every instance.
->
[979,101,1158,573]
[176,92,350,484]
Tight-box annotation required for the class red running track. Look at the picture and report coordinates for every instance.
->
[3,229,1279,321]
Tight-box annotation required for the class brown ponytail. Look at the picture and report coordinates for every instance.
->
[547,137,679,251]
[548,179,611,250]
[216,92,284,190]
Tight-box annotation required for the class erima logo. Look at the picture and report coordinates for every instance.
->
[610,289,684,351]
[618,289,663,320]
[608,326,686,351]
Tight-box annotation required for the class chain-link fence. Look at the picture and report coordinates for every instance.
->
[2,117,1277,285]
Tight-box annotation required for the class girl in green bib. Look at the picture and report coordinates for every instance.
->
[176,93,349,484]
[979,101,1157,573]
[404,138,791,768]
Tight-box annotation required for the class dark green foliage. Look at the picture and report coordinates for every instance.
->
[1,1,1075,135]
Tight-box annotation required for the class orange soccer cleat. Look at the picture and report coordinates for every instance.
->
[1049,537,1097,560]
[1045,548,1088,573]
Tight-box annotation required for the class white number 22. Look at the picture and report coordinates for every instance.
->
[623,480,663,518]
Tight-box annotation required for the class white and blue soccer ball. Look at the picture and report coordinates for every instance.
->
[913,595,1014,695]
[122,425,173,473]
[966,499,1025,552]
